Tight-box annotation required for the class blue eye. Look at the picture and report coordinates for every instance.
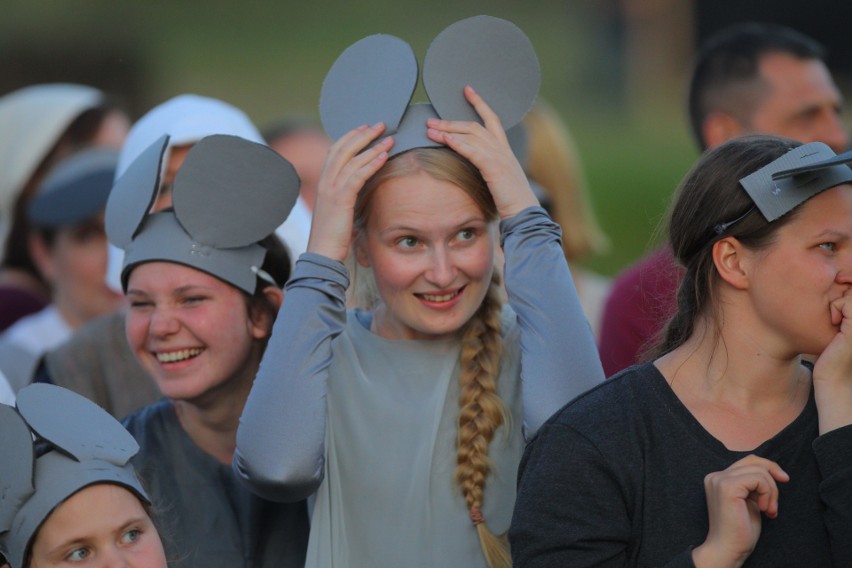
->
[398,236,418,248]
[67,547,90,562]
[819,242,837,252]
[458,228,475,241]
[122,528,141,543]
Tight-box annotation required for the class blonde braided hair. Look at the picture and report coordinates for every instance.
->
[455,270,510,567]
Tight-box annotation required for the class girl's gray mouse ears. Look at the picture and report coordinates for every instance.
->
[319,15,540,156]
[0,384,139,533]
[107,134,300,251]
[0,385,147,568]
[105,134,169,249]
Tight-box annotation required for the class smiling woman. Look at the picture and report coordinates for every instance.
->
[105,135,309,567]
[234,16,605,568]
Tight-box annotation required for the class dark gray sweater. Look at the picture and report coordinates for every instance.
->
[124,400,309,568]
[509,362,852,567]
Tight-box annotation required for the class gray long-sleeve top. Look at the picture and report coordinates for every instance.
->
[234,206,604,506]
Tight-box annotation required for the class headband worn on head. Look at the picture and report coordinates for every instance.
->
[740,142,852,221]
[105,134,300,294]
[319,15,540,157]
[0,384,147,568]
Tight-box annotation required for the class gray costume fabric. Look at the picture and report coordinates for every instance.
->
[235,206,604,567]
[38,310,160,420]
[509,362,852,567]
[123,400,309,568]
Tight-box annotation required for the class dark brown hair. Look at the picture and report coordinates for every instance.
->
[651,134,804,357]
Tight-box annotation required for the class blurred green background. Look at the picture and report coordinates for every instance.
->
[0,1,734,276]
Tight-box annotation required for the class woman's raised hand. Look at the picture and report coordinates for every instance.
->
[692,455,789,568]
[307,124,393,262]
[812,289,852,434]
[426,86,539,219]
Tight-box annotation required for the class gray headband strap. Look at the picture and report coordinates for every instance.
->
[0,384,147,568]
[740,142,852,221]
[319,15,540,157]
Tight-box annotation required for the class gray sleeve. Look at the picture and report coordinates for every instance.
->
[233,253,349,502]
[500,207,605,437]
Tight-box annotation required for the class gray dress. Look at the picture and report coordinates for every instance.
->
[235,206,604,567]
[124,400,309,568]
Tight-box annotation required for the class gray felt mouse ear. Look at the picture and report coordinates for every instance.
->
[0,405,35,533]
[105,134,169,249]
[172,134,300,248]
[16,383,139,466]
[319,34,418,141]
[423,15,540,130]
[740,142,852,221]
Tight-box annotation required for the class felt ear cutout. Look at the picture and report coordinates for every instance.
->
[422,15,540,130]
[740,141,852,221]
[320,34,418,142]
[105,134,169,249]
[319,15,540,153]
[0,405,35,533]
[172,135,300,249]
[16,384,139,466]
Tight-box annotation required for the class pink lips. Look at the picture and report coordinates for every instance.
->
[415,286,465,309]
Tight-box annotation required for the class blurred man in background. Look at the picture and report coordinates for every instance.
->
[598,22,848,376]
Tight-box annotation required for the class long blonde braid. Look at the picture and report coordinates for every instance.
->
[455,270,511,568]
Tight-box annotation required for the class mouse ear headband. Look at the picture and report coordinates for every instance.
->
[740,142,852,221]
[0,384,146,568]
[105,134,300,293]
[320,15,540,157]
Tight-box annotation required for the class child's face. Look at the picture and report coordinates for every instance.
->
[28,484,166,568]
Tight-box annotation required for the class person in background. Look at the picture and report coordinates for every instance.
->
[510,135,852,566]
[0,383,167,568]
[262,117,330,261]
[0,149,123,391]
[113,135,309,567]
[0,83,128,331]
[519,99,611,339]
[598,22,849,376]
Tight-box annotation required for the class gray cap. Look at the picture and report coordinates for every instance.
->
[27,148,118,228]
[0,384,148,568]
[319,15,540,157]
[106,134,300,294]
[740,142,852,221]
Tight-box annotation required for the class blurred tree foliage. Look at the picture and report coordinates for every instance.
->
[0,0,699,275]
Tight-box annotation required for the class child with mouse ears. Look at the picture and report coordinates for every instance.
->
[235,15,604,568]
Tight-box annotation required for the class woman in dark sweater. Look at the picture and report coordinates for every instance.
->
[510,135,852,567]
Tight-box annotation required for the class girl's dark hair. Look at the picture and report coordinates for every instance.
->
[650,134,803,357]
[246,234,291,326]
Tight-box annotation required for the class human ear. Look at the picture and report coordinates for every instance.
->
[712,236,750,290]
[354,230,371,268]
[702,112,746,149]
[248,286,284,339]
[28,232,58,285]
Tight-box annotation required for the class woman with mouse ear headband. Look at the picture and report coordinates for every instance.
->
[510,135,852,567]
[105,134,310,568]
[235,15,604,568]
